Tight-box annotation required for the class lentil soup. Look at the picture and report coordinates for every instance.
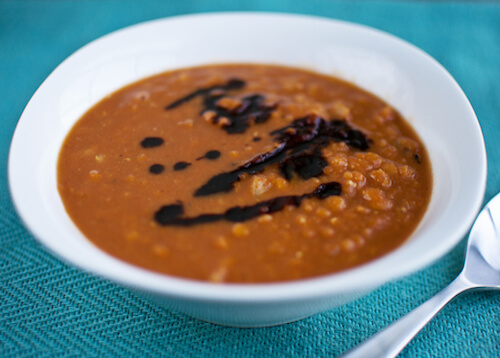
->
[57,64,432,283]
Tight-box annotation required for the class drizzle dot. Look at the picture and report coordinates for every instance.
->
[174,162,191,171]
[149,164,165,174]
[141,137,164,148]
[253,137,262,142]
[205,150,221,160]
[197,150,221,161]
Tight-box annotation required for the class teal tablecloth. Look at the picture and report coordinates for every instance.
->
[1,1,499,357]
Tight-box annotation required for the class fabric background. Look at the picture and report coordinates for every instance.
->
[1,0,499,357]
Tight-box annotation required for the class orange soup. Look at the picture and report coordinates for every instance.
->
[57,64,432,283]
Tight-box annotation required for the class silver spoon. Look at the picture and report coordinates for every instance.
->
[342,192,500,358]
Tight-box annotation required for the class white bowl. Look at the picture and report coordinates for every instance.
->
[8,13,486,327]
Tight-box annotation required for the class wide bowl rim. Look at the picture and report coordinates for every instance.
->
[8,12,487,303]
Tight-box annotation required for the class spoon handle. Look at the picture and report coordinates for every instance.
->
[341,276,471,358]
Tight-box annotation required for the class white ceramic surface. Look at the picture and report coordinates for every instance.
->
[8,13,486,327]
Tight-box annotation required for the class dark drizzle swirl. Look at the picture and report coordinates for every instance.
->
[202,93,277,134]
[165,78,246,109]
[165,78,277,134]
[157,83,370,228]
[194,114,370,197]
[155,182,341,227]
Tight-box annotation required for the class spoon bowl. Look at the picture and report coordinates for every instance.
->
[463,195,500,286]
[342,192,500,357]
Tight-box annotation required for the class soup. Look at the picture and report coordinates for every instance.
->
[57,64,432,283]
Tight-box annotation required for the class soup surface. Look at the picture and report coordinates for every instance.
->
[58,64,432,283]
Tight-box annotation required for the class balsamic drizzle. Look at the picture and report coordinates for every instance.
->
[201,93,277,134]
[155,83,370,227]
[174,161,191,171]
[165,78,277,134]
[194,114,369,197]
[149,164,165,174]
[165,78,246,110]
[141,137,164,148]
[197,150,221,161]
[155,181,341,227]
